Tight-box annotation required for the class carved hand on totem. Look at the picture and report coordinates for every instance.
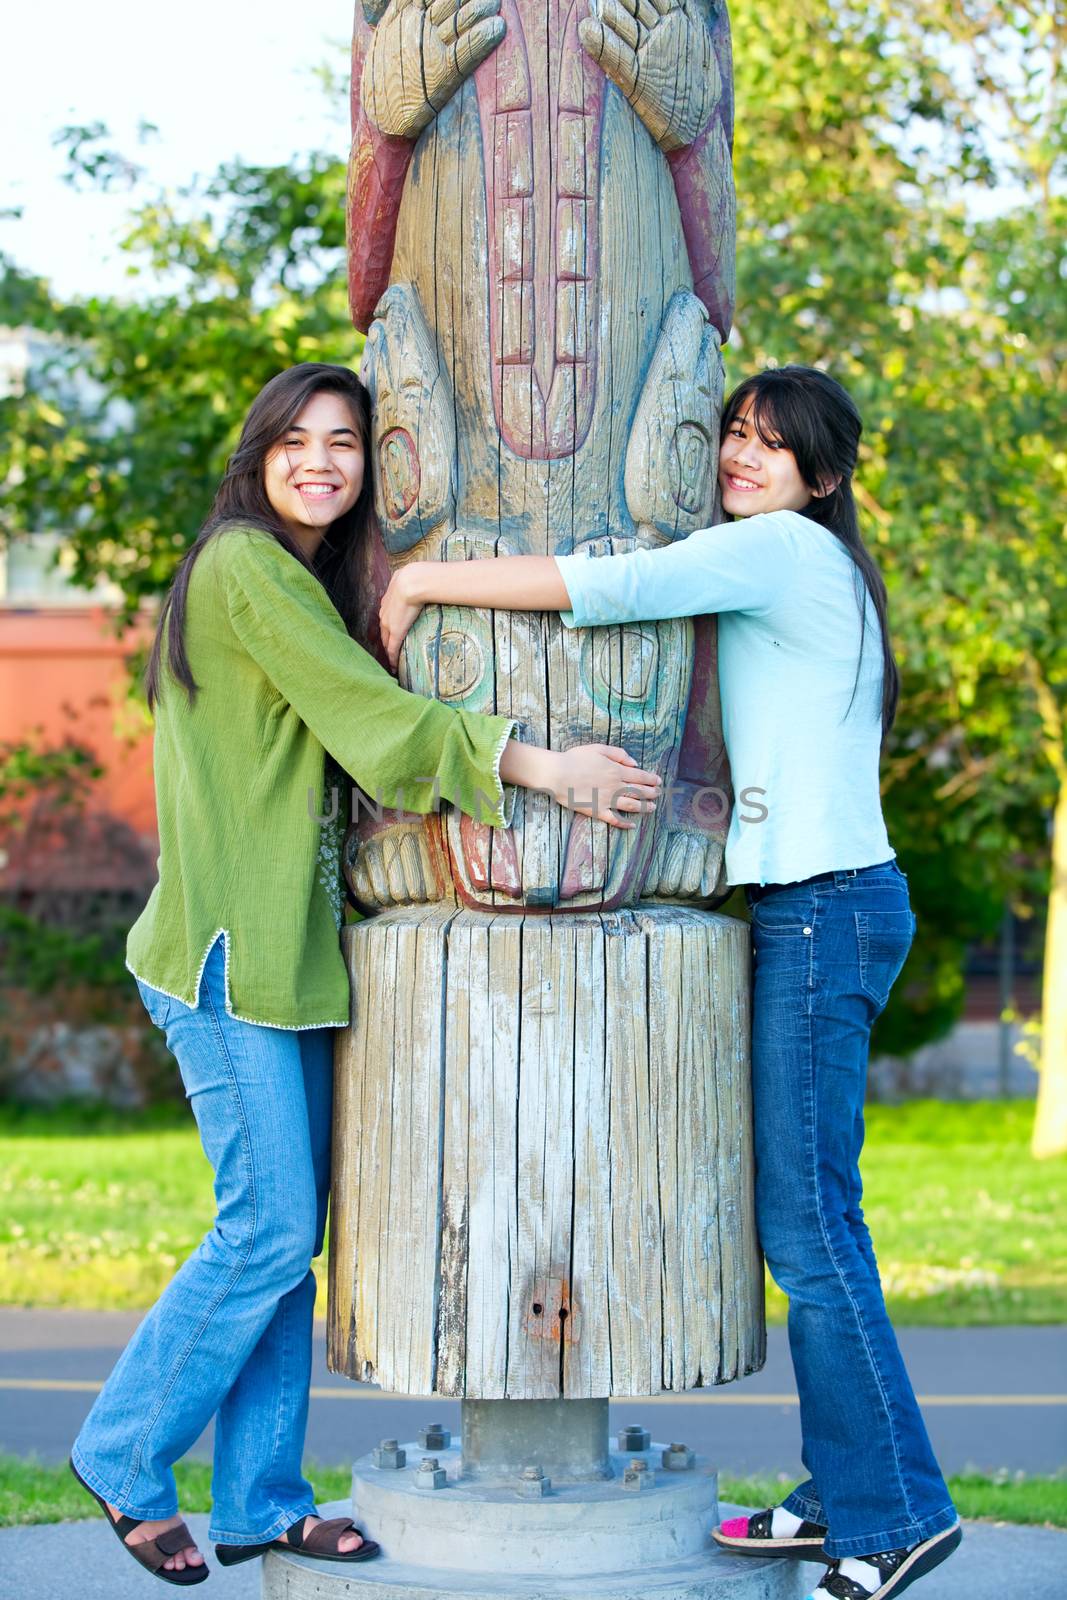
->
[362,0,506,140]
[579,0,721,153]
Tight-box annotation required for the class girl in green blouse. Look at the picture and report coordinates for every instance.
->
[69,363,660,1585]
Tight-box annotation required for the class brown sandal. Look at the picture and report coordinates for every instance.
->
[216,1512,381,1567]
[69,1458,209,1586]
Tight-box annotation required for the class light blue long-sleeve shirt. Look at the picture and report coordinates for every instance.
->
[554,509,894,888]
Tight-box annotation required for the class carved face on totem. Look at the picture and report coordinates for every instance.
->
[345,0,736,913]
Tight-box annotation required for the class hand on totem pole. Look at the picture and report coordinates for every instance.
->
[579,0,721,153]
[362,0,506,140]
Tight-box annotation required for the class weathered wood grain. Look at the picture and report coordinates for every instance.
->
[344,0,737,917]
[329,906,763,1397]
[331,2,761,1407]
[567,917,611,1397]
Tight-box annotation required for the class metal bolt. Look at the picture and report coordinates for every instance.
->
[622,1458,653,1492]
[618,1424,651,1452]
[517,1462,551,1498]
[418,1423,452,1450]
[416,1456,447,1489]
[372,1438,406,1469]
[661,1441,695,1471]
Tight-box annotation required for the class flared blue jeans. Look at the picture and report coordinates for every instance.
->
[746,859,957,1558]
[72,933,334,1545]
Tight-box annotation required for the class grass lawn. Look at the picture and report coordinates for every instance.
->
[1,1099,1064,1325]
[1,1454,1064,1530]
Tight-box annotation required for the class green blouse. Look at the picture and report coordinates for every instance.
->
[126,526,517,1029]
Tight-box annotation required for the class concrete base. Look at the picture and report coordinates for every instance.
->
[262,1435,811,1600]
[348,1435,716,1574]
[262,1539,811,1600]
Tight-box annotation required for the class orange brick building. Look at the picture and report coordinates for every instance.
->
[0,533,158,890]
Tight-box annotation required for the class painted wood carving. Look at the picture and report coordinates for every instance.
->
[343,0,737,913]
[329,0,764,1400]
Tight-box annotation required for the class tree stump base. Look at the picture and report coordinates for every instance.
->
[328,905,764,1398]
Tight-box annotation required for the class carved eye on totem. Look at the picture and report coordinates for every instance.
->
[378,427,421,521]
[424,627,487,705]
[581,626,662,720]
[670,422,712,515]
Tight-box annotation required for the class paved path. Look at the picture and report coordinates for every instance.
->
[1,1508,1064,1600]
[1,1310,1065,1476]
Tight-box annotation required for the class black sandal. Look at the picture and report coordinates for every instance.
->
[215,1513,381,1567]
[69,1457,209,1586]
[810,1523,962,1599]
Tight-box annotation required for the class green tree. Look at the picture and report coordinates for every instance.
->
[0,136,358,626]
[727,2,1065,1147]
[0,4,1062,1127]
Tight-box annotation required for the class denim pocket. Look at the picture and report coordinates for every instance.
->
[854,910,916,1009]
[135,977,174,1031]
[751,896,814,938]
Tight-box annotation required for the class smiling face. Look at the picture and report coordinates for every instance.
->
[718,401,820,519]
[263,389,365,554]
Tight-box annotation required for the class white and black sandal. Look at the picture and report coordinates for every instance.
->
[807,1522,962,1600]
[713,1506,829,1556]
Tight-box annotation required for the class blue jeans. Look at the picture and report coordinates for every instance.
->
[746,860,957,1558]
[72,934,336,1545]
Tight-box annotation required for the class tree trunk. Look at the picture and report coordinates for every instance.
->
[329,905,765,1396]
[1032,776,1067,1159]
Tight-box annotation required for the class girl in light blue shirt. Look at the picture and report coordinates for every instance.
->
[380,366,961,1600]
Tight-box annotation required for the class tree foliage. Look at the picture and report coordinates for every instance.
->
[727,4,1065,1105]
[0,140,355,624]
[0,3,1063,1114]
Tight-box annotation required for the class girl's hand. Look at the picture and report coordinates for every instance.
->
[550,745,662,828]
[379,553,571,671]
[379,565,427,671]
[500,741,662,829]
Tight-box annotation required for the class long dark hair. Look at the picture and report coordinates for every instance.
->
[721,366,900,742]
[144,363,373,712]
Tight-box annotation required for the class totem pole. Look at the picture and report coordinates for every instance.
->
[263,3,801,1596]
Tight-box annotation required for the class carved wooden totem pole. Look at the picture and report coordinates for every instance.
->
[291,5,791,1598]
